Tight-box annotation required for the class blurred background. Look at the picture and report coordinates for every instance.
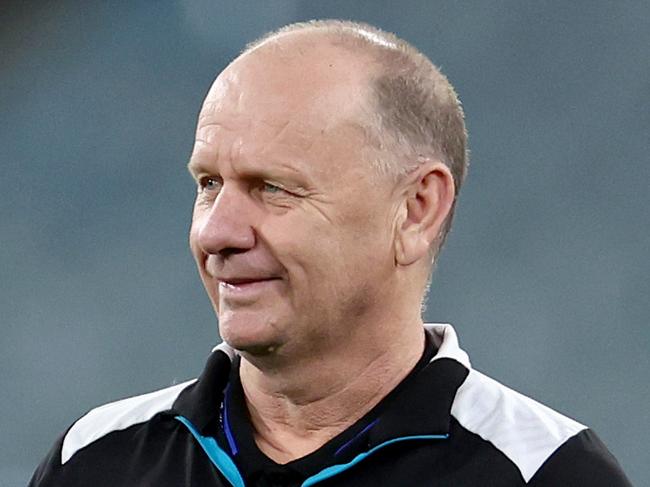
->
[2,1,648,485]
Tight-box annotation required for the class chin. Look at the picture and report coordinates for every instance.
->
[218,311,283,355]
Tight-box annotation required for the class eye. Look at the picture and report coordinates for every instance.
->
[198,176,222,193]
[261,182,284,194]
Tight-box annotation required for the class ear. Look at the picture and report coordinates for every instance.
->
[394,161,455,266]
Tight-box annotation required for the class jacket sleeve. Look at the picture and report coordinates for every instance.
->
[528,428,633,486]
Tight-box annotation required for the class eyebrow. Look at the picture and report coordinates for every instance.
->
[186,158,315,193]
[186,158,210,179]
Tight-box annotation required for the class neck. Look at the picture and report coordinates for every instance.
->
[238,316,426,464]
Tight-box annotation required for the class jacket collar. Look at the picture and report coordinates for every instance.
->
[171,342,234,435]
[172,324,471,440]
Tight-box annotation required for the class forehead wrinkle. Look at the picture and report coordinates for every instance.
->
[256,120,322,162]
[189,131,308,184]
[190,115,373,190]
[190,116,243,164]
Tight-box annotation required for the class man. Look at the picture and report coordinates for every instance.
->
[30,20,631,486]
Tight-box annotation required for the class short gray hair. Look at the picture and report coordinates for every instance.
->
[245,20,468,258]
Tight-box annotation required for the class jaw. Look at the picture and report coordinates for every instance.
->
[215,293,290,349]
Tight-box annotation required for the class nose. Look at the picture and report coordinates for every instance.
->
[194,185,256,257]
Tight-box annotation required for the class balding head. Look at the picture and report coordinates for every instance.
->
[205,27,376,143]
[241,20,468,258]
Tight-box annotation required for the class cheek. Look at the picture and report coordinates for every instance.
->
[337,209,396,280]
[258,197,394,287]
[188,205,207,259]
[188,213,196,237]
[259,216,338,281]
[255,216,388,334]
[188,215,214,301]
[188,222,201,257]
[339,203,395,245]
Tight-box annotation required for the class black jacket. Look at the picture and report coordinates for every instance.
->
[29,324,632,486]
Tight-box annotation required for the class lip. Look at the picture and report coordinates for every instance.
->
[219,277,276,286]
[217,277,281,300]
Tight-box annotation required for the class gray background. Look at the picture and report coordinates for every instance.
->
[2,1,648,485]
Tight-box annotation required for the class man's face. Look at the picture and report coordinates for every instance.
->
[189,38,401,358]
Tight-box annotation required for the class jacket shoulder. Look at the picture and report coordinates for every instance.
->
[451,369,587,482]
[61,378,196,464]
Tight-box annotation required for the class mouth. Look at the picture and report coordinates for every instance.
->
[218,277,280,287]
[216,277,282,299]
